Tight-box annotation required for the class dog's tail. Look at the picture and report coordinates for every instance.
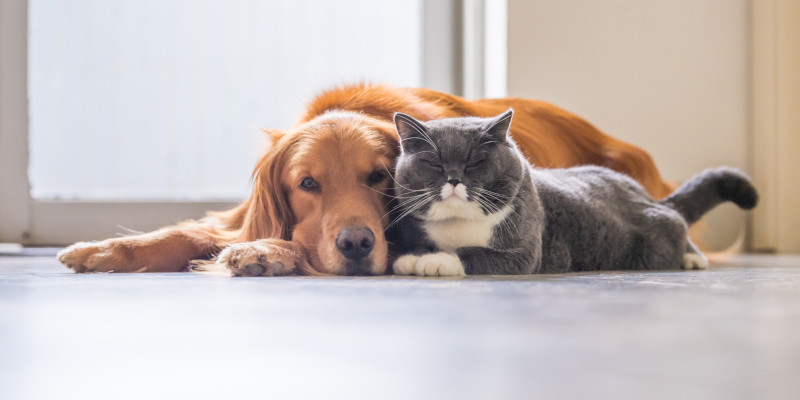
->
[659,167,758,225]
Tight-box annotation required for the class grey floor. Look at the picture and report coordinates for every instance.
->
[1,253,799,400]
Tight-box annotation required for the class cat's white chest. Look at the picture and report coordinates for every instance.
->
[422,198,513,252]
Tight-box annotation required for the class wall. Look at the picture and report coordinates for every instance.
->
[507,0,749,250]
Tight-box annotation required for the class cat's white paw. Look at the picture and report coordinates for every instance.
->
[393,255,420,275]
[415,253,465,276]
[682,253,709,270]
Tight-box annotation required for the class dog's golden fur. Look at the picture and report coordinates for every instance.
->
[58,84,673,275]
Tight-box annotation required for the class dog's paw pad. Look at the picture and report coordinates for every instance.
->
[218,243,296,277]
[243,263,266,276]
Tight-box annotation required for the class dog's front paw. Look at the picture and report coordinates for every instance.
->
[397,252,465,277]
[217,242,300,277]
[57,241,131,273]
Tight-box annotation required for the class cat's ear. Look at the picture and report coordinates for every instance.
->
[394,113,428,139]
[394,112,429,150]
[484,108,514,142]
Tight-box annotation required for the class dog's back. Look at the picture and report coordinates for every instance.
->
[300,84,674,199]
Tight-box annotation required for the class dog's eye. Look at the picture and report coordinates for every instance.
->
[299,177,320,192]
[367,171,386,185]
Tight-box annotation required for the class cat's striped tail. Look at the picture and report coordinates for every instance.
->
[659,167,758,225]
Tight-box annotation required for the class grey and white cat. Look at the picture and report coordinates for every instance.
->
[390,110,758,276]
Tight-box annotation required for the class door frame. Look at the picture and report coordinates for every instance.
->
[750,0,800,253]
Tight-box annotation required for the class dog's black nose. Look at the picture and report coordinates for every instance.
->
[335,227,375,260]
[447,178,461,186]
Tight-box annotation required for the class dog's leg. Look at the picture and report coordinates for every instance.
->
[200,239,313,277]
[57,221,223,273]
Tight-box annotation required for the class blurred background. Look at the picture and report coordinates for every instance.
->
[1,0,797,253]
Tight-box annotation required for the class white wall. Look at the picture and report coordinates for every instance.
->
[507,0,749,250]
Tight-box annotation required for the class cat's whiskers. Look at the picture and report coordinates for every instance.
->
[378,160,426,194]
[392,192,433,200]
[471,194,515,237]
[381,190,436,222]
[362,184,394,198]
[474,194,504,217]
[473,187,510,202]
[360,178,430,201]
[472,187,523,222]
[470,194,493,213]
[478,188,523,228]
[499,206,521,238]
[470,191,502,216]
[388,194,437,229]
[386,191,435,214]
[472,190,506,205]
[471,191,520,239]
[476,140,500,149]
[470,188,510,212]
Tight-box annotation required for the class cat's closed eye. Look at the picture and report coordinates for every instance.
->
[467,159,485,169]
[421,159,442,169]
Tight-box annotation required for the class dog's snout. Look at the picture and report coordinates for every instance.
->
[346,262,373,276]
[335,227,375,260]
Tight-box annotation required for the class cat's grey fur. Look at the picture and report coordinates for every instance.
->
[391,110,758,275]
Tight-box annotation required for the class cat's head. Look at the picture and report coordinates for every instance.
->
[392,109,524,222]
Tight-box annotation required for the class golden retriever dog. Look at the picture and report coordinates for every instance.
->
[58,84,673,276]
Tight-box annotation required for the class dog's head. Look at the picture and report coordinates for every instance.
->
[242,111,400,275]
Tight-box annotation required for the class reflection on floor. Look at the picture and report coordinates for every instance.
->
[1,253,798,400]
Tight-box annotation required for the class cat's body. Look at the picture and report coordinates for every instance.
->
[391,110,757,275]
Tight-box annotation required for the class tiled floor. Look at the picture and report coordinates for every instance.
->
[1,253,798,400]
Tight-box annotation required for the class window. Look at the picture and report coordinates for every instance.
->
[28,0,422,201]
[0,0,503,245]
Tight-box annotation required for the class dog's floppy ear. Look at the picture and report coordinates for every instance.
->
[371,119,402,157]
[240,139,295,241]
